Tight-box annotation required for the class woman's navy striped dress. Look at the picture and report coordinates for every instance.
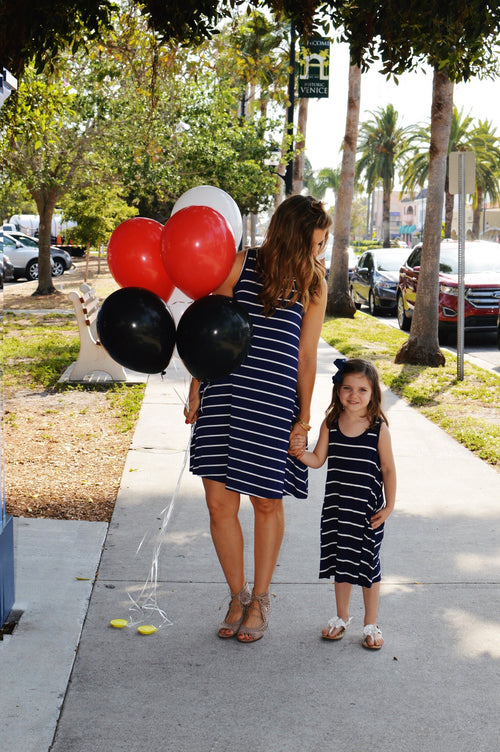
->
[189,247,308,500]
[320,420,385,587]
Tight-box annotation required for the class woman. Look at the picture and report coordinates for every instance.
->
[184,195,332,643]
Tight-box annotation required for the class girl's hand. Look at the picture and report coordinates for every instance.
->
[370,506,393,530]
[184,393,200,424]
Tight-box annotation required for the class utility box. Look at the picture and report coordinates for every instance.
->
[1,67,16,630]
[0,515,15,629]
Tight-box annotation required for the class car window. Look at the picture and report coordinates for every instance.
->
[439,246,500,274]
[2,234,16,248]
[406,248,421,268]
[376,251,407,272]
[358,252,367,268]
[13,234,39,247]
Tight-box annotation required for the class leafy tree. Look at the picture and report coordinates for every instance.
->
[60,184,137,248]
[356,104,412,246]
[0,0,232,75]
[0,0,115,73]
[0,61,111,294]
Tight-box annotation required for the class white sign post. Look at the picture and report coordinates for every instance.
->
[448,151,476,381]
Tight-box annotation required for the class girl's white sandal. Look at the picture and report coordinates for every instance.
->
[322,616,352,641]
[362,624,383,650]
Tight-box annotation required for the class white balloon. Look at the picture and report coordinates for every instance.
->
[171,185,243,248]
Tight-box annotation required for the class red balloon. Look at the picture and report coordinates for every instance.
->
[160,206,236,299]
[107,217,174,302]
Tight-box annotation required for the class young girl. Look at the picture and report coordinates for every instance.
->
[293,357,396,649]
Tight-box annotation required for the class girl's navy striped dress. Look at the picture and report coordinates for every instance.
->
[189,247,308,500]
[320,420,385,587]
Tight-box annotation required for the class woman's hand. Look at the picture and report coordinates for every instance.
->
[288,423,307,456]
[184,388,200,424]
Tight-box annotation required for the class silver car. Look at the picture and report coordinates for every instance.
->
[1,230,72,280]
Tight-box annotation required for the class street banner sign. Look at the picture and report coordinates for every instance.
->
[298,37,330,98]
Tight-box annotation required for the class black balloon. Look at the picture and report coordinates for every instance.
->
[176,295,253,381]
[97,287,176,374]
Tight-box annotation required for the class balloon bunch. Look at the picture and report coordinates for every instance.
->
[97,186,251,379]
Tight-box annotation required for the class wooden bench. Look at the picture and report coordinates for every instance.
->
[66,283,128,382]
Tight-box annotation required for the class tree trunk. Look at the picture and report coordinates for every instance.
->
[326,61,360,318]
[472,186,483,239]
[33,188,59,295]
[395,68,453,366]
[382,187,391,246]
[293,97,308,194]
[444,175,454,238]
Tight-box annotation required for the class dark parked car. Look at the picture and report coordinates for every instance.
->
[1,230,72,280]
[350,247,409,315]
[1,250,15,286]
[323,238,358,281]
[397,240,500,335]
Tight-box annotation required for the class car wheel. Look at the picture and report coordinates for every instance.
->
[52,258,65,277]
[397,292,411,331]
[26,260,39,281]
[368,290,379,316]
[350,286,361,310]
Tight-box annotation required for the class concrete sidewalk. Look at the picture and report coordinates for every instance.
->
[2,339,500,752]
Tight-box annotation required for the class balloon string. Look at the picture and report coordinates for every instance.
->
[127,366,193,630]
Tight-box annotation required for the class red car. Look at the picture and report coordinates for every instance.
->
[397,240,500,337]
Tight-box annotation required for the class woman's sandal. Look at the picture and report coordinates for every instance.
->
[322,616,352,641]
[236,591,271,643]
[218,583,251,639]
[362,624,384,650]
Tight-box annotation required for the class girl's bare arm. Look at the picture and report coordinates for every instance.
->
[293,419,329,469]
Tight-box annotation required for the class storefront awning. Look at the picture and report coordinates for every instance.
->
[399,224,416,234]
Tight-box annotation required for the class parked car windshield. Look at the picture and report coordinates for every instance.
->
[439,246,500,275]
[8,232,39,247]
[376,250,408,272]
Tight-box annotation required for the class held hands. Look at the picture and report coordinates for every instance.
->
[288,427,306,458]
[184,393,200,424]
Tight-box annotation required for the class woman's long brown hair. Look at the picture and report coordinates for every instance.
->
[256,195,333,316]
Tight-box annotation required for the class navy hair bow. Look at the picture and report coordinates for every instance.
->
[332,357,347,384]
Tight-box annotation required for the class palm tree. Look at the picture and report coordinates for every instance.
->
[395,68,454,367]
[469,120,500,238]
[356,104,412,246]
[305,165,341,202]
[401,106,482,237]
[327,60,360,317]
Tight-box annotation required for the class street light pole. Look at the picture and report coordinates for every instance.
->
[284,21,296,196]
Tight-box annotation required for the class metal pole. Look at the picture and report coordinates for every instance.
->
[457,153,465,381]
[284,21,295,196]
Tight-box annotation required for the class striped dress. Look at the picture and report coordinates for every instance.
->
[189,247,308,500]
[319,420,385,587]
